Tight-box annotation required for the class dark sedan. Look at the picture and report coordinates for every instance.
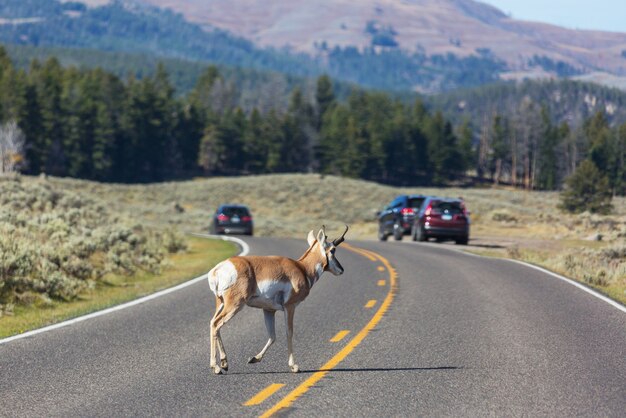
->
[211,204,253,235]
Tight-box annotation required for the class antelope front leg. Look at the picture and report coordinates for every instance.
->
[285,305,299,373]
[248,310,276,364]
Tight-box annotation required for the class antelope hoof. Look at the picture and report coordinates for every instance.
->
[248,356,260,364]
[220,359,229,371]
[290,364,300,373]
[213,366,225,375]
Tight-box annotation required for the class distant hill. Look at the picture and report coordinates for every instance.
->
[0,0,509,92]
[130,0,626,81]
[0,0,319,78]
[3,0,626,92]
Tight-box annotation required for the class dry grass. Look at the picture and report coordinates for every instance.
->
[20,173,626,307]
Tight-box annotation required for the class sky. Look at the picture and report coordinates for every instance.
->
[479,0,626,33]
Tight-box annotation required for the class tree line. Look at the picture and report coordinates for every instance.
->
[0,47,624,199]
[474,106,625,197]
[0,48,472,184]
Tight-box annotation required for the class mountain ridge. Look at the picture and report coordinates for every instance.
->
[4,0,625,91]
[118,0,626,83]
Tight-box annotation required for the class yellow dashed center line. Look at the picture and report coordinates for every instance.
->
[377,280,386,286]
[329,330,350,342]
[364,299,377,308]
[377,266,385,271]
[244,383,285,406]
[259,243,397,418]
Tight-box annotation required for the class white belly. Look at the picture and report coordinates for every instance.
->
[247,280,292,310]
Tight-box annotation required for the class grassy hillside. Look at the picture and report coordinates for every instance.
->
[38,173,626,305]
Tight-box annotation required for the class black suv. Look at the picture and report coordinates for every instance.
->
[377,195,428,241]
[211,204,254,235]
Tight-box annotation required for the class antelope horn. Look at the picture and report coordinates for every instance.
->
[333,225,349,246]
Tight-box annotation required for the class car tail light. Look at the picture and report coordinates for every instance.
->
[242,216,252,222]
[217,214,229,222]
[400,208,415,215]
[425,204,441,218]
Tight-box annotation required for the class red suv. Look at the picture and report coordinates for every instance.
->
[412,197,469,245]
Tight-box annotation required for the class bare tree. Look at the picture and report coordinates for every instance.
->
[0,120,25,174]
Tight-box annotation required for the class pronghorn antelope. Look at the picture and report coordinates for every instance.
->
[207,225,348,375]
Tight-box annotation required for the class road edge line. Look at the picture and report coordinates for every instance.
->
[0,234,248,346]
[411,241,626,314]
[506,258,626,314]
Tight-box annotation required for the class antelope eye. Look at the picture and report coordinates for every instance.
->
[330,248,336,255]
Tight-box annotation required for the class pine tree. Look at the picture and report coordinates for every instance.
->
[490,114,510,184]
[616,123,626,195]
[315,75,335,129]
[457,119,475,176]
[535,107,561,190]
[425,112,463,184]
[559,160,613,214]
[34,58,66,176]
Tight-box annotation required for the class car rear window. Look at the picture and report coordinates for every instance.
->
[221,207,250,217]
[408,197,425,208]
[433,201,463,214]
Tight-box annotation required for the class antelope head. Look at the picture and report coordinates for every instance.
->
[307,225,349,276]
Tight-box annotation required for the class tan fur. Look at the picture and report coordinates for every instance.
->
[207,226,347,374]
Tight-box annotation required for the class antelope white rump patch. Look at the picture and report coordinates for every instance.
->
[208,260,238,297]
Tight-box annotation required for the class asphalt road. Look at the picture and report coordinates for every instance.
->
[1,236,625,417]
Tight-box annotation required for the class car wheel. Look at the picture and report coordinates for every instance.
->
[378,225,388,241]
[393,223,403,241]
[455,236,468,245]
[415,225,426,242]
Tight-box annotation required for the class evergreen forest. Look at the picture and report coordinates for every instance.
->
[0,47,624,195]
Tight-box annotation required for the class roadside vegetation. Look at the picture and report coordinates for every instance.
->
[38,173,626,306]
[0,236,235,338]
[2,172,623,336]
[0,175,237,336]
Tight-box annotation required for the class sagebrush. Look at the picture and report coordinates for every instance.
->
[0,176,186,313]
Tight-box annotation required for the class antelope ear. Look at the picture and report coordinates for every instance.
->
[307,230,316,246]
[316,228,326,243]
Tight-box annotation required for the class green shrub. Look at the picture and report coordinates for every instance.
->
[559,160,613,214]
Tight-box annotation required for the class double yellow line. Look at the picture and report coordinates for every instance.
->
[254,243,398,417]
